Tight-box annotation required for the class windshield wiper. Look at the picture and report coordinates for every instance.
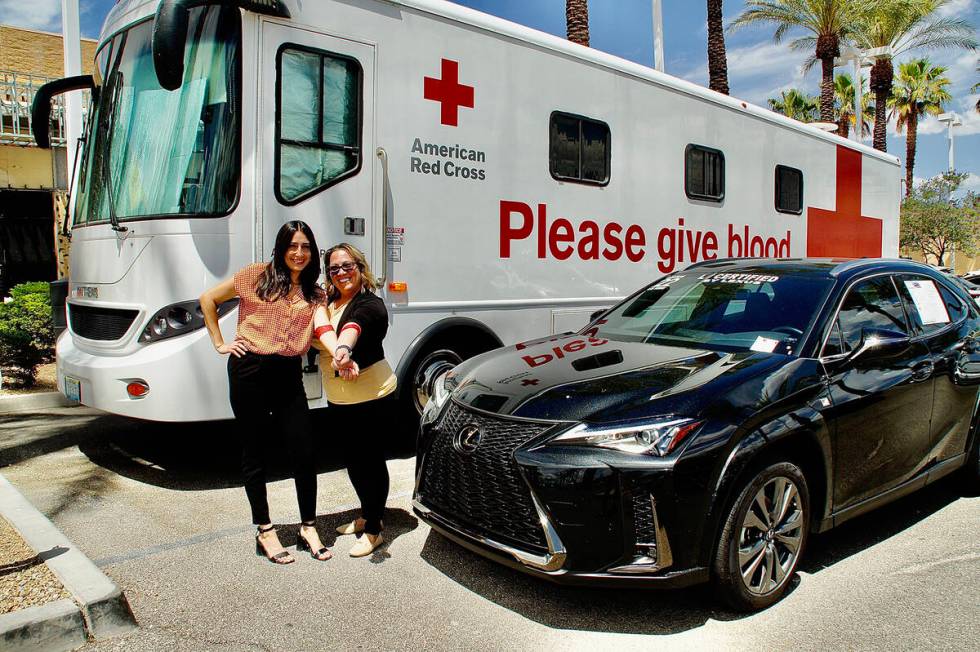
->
[100,71,127,233]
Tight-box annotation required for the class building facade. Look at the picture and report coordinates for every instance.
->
[0,24,97,295]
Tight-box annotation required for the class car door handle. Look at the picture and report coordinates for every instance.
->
[911,361,934,382]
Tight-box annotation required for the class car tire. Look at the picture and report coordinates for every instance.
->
[962,422,980,494]
[713,461,810,611]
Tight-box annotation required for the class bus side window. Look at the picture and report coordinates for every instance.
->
[685,144,724,202]
[276,45,362,205]
[775,165,803,214]
[549,111,610,186]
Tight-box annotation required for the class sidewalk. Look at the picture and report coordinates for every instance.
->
[0,473,136,650]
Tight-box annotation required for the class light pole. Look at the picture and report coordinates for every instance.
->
[937,112,962,172]
[936,112,963,270]
[61,0,82,219]
[652,0,664,72]
[834,46,890,143]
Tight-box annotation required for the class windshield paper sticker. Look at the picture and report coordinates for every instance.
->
[903,280,950,325]
[698,273,779,285]
[750,336,780,353]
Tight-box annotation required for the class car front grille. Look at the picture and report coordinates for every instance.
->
[68,304,139,341]
[418,401,554,552]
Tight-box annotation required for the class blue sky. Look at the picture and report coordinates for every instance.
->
[2,0,977,190]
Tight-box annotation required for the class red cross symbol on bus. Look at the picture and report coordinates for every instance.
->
[806,145,883,258]
[424,58,475,127]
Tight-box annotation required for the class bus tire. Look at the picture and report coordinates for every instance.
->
[394,334,495,449]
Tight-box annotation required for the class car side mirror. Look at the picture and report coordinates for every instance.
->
[589,309,606,323]
[848,327,910,364]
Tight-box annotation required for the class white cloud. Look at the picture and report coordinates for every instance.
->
[0,0,61,31]
[913,172,980,198]
[918,95,980,136]
[936,0,975,19]
[961,172,980,193]
[883,50,978,138]
[676,39,814,106]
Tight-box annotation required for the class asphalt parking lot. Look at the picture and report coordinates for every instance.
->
[2,406,978,651]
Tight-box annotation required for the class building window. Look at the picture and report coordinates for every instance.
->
[549,112,610,185]
[775,165,803,214]
[276,45,362,205]
[685,144,724,202]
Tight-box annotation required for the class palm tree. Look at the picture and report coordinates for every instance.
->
[888,59,951,196]
[731,0,862,122]
[566,0,590,47]
[708,0,730,94]
[833,73,874,139]
[850,0,977,152]
[768,88,820,122]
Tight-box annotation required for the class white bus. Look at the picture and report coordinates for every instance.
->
[34,0,901,423]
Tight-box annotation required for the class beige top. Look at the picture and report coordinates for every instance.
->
[323,302,397,404]
[233,263,320,356]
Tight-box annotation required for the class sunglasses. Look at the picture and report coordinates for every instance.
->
[328,262,358,276]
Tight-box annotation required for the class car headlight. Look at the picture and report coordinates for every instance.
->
[140,298,238,343]
[551,418,703,456]
[420,370,454,426]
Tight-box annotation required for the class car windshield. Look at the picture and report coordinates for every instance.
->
[590,266,834,354]
[74,5,240,225]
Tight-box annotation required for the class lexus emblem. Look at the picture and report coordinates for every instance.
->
[453,424,482,455]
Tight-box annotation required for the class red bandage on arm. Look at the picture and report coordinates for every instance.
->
[313,324,334,338]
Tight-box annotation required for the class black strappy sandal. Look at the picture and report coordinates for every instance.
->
[255,525,294,565]
[296,522,332,561]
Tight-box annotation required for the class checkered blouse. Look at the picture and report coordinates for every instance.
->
[233,263,321,357]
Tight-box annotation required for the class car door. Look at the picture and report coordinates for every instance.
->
[821,274,935,510]
[895,274,980,462]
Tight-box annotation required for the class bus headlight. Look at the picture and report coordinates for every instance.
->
[140,299,238,343]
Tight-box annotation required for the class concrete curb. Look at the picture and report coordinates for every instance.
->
[0,473,136,649]
[0,599,87,651]
[0,392,78,414]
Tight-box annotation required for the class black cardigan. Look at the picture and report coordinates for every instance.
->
[336,289,388,369]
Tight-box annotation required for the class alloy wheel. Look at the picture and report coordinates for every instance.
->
[737,476,805,595]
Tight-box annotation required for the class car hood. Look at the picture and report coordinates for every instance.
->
[449,333,810,423]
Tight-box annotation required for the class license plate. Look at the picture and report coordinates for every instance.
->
[64,375,81,402]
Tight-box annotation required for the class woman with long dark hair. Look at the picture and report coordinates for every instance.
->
[200,221,331,564]
[313,243,395,557]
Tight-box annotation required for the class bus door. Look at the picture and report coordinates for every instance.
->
[259,22,376,396]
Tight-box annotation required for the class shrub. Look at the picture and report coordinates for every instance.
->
[0,281,55,387]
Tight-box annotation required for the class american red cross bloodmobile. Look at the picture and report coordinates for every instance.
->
[33,0,902,423]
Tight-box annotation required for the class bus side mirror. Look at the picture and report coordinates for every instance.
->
[153,0,292,91]
[31,75,96,148]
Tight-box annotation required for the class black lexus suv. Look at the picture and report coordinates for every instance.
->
[413,258,980,610]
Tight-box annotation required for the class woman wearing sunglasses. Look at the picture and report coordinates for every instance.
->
[313,243,396,557]
[200,221,332,564]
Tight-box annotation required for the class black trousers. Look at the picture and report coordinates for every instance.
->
[228,353,316,525]
[328,394,394,535]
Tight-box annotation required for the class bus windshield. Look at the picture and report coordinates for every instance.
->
[75,5,240,225]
